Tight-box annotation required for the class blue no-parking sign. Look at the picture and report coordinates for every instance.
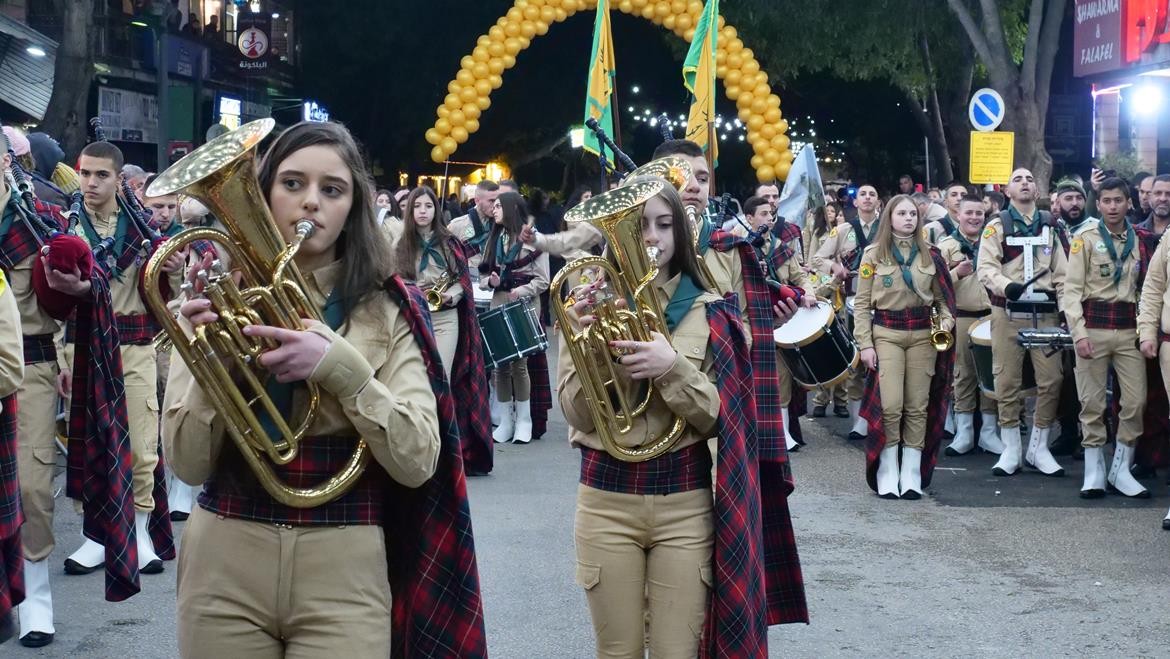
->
[968,88,1005,132]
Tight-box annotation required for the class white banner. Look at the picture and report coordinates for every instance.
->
[98,87,159,144]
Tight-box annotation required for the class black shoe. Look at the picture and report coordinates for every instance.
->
[141,559,165,575]
[788,443,800,453]
[833,404,850,418]
[1130,463,1156,479]
[847,431,865,441]
[63,558,100,575]
[944,446,973,457]
[901,490,921,501]
[170,511,189,522]
[1080,489,1105,499]
[19,631,54,648]
[811,405,826,418]
[1163,517,1170,530]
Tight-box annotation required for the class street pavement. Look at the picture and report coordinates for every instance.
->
[10,389,1170,658]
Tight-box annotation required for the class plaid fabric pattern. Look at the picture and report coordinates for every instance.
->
[115,313,158,345]
[988,293,1007,308]
[872,306,932,331]
[861,249,956,492]
[0,198,64,270]
[63,271,141,601]
[1082,300,1137,330]
[449,239,493,473]
[189,239,219,260]
[0,530,22,622]
[777,220,803,248]
[708,230,792,475]
[199,437,390,526]
[382,276,487,659]
[147,444,174,560]
[0,394,22,618]
[499,249,543,291]
[529,349,552,439]
[578,443,712,495]
[22,333,56,365]
[1132,353,1169,471]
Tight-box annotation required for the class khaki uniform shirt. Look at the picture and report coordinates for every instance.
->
[811,215,880,275]
[73,205,182,317]
[1138,231,1170,344]
[0,270,25,401]
[558,272,721,453]
[412,231,465,307]
[975,208,1067,300]
[532,223,602,262]
[448,213,489,275]
[1061,223,1140,344]
[163,260,442,489]
[853,240,953,350]
[937,233,990,312]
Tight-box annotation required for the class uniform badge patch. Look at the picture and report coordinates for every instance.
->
[829,227,838,238]
[1070,238,1083,254]
[983,225,996,239]
[860,263,875,279]
[1095,241,1108,253]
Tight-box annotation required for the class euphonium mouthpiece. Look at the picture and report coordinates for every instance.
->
[295,220,315,238]
[646,246,660,263]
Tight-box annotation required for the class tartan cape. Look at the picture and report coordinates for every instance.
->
[1134,230,1169,469]
[760,230,808,444]
[0,393,23,620]
[447,239,493,473]
[0,197,65,270]
[382,275,487,659]
[860,248,956,492]
[64,271,142,601]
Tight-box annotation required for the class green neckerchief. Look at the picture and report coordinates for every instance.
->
[663,273,702,332]
[950,228,979,270]
[697,209,715,257]
[78,205,131,275]
[260,284,345,440]
[0,196,17,243]
[755,231,779,280]
[1100,221,1136,288]
[892,238,920,294]
[495,232,523,265]
[162,221,183,237]
[418,234,447,273]
[1006,205,1044,237]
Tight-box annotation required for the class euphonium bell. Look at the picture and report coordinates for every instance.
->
[550,179,686,462]
[930,303,954,352]
[143,118,371,509]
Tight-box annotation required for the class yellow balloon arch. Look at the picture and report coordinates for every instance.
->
[424,0,793,182]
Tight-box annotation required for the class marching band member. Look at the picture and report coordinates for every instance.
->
[976,167,1068,478]
[804,203,849,418]
[394,186,493,474]
[448,179,501,272]
[923,182,970,244]
[1063,177,1148,499]
[164,121,485,657]
[562,179,799,658]
[479,191,549,444]
[0,265,23,645]
[853,195,956,499]
[813,184,882,440]
[754,180,804,255]
[938,194,1003,456]
[142,175,183,237]
[61,143,180,576]
[1139,229,1170,529]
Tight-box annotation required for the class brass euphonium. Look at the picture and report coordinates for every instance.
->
[550,180,686,462]
[929,303,954,352]
[143,118,370,508]
[424,271,452,312]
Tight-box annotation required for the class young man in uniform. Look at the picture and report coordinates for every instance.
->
[812,184,881,440]
[976,167,1068,478]
[924,182,971,244]
[1138,200,1170,529]
[1064,177,1148,499]
[448,179,501,272]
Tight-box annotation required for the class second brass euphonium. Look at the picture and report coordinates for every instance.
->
[550,180,686,462]
[143,118,370,508]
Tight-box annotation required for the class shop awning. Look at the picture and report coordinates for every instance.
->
[0,15,57,121]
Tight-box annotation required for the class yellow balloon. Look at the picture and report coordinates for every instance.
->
[449,109,466,127]
[447,80,462,95]
[747,114,765,131]
[724,68,741,88]
[452,126,470,144]
[738,107,753,123]
[476,35,490,49]
[760,124,777,141]
[756,165,776,183]
[780,149,794,163]
[763,148,780,165]
[738,72,757,90]
[460,87,478,104]
[456,69,475,86]
[540,6,556,22]
[437,105,450,119]
[521,21,537,38]
[641,4,655,20]
[772,135,791,151]
[477,95,492,111]
[488,58,505,75]
[489,73,504,89]
[554,7,568,21]
[524,4,540,20]
[767,93,781,107]
[716,64,727,78]
[473,46,490,63]
[776,119,789,133]
[489,41,506,58]
[663,14,676,30]
[475,80,492,96]
[461,55,476,70]
[721,25,737,41]
[675,13,692,30]
[504,21,520,38]
[441,137,458,153]
[517,34,531,49]
[741,47,754,61]
[671,0,686,13]
[742,59,760,76]
[775,161,791,180]
[489,25,505,41]
[754,81,770,98]
[750,96,767,115]
[684,28,695,41]
[425,128,442,145]
[435,118,452,134]
[715,48,727,65]
[431,145,448,163]
[717,14,725,28]
[764,107,782,124]
[725,85,740,100]
[502,54,517,68]
[445,94,462,110]
[727,53,743,70]
[750,154,764,170]
[655,2,671,18]
[463,104,482,120]
[473,62,491,79]
[466,118,480,133]
[687,0,702,14]
[750,136,768,153]
[534,20,549,35]
[737,92,755,110]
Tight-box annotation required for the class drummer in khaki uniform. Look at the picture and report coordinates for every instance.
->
[938,194,1003,456]
[1138,211,1170,530]
[976,167,1068,479]
[448,179,500,274]
[1063,176,1148,499]
[813,184,882,440]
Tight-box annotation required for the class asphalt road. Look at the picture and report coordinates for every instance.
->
[10,385,1170,658]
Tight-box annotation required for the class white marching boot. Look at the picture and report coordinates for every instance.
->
[1080,447,1107,499]
[945,412,976,456]
[492,401,515,443]
[63,532,105,575]
[1107,443,1149,498]
[489,392,502,427]
[977,412,1004,454]
[782,408,799,453]
[899,446,924,499]
[876,445,900,499]
[848,400,868,440]
[992,425,1022,476]
[167,476,195,519]
[512,400,533,444]
[1163,506,1170,531]
[1025,425,1065,476]
[136,511,164,574]
[17,559,54,647]
[943,401,955,436]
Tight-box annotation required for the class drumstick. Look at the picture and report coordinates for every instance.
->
[1019,268,1050,290]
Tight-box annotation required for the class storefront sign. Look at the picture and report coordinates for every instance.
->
[302,101,329,123]
[217,94,242,130]
[236,13,271,75]
[969,131,1015,185]
[1073,0,1123,77]
[98,87,158,144]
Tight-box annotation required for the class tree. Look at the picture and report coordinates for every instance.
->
[945,0,1067,191]
[39,0,95,159]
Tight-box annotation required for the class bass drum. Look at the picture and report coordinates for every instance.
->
[969,318,1036,400]
[773,300,858,389]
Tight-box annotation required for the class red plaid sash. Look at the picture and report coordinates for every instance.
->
[448,240,493,473]
[115,313,158,345]
[988,292,1007,308]
[872,306,932,331]
[0,393,21,619]
[578,443,711,495]
[1082,299,1137,330]
[0,198,64,270]
[22,333,56,365]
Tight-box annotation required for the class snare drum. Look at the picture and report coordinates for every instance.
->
[478,297,548,369]
[773,300,859,389]
[968,318,1035,400]
[472,285,493,314]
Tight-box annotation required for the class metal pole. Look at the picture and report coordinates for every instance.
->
[156,27,169,170]
[923,135,931,190]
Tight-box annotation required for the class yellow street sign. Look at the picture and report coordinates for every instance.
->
[969,131,1015,185]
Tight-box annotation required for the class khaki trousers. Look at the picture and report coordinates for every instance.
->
[574,484,713,659]
[777,357,794,406]
[812,380,846,406]
[177,507,391,659]
[1075,328,1146,448]
[495,356,531,402]
[431,308,459,382]
[953,315,996,414]
[122,344,159,511]
[1157,342,1170,403]
[990,308,1063,428]
[16,360,59,560]
[873,325,935,448]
